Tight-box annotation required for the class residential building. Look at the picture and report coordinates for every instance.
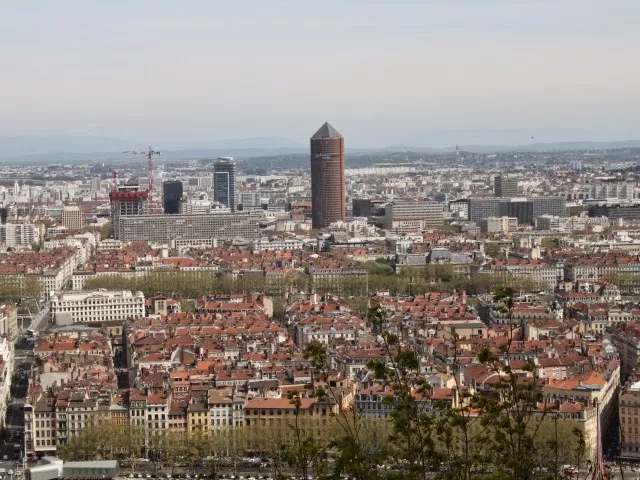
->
[50,290,145,324]
[620,379,640,459]
[611,324,640,379]
[480,216,517,233]
[62,206,82,231]
[0,222,39,247]
[536,215,587,232]
[0,304,18,340]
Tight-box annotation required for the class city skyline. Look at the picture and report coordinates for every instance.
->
[2,1,640,148]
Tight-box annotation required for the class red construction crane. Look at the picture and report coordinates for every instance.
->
[111,170,118,192]
[123,146,161,193]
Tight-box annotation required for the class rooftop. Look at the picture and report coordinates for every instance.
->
[311,122,342,139]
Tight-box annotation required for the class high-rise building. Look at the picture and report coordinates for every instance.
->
[213,158,237,212]
[310,122,346,229]
[61,206,82,231]
[494,176,518,198]
[109,176,149,226]
[162,181,183,214]
[468,198,502,223]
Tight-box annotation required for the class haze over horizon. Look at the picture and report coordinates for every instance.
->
[3,1,640,149]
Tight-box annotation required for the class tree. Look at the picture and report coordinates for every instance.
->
[367,304,440,480]
[100,221,113,240]
[365,295,579,480]
[303,341,383,480]
[284,391,327,480]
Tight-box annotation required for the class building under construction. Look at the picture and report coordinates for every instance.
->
[109,147,160,236]
[109,176,149,230]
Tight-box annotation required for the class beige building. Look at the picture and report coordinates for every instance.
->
[480,216,517,233]
[0,304,18,340]
[62,206,83,231]
[620,379,640,460]
[50,290,145,324]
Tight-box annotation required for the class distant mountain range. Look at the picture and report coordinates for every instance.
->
[385,140,640,154]
[2,135,640,161]
[0,135,306,159]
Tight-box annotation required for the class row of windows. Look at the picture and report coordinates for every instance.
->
[247,408,327,416]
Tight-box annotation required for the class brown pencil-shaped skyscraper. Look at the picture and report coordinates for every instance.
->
[310,122,346,229]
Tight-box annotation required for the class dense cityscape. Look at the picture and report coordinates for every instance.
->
[5,1,640,479]
[0,122,639,480]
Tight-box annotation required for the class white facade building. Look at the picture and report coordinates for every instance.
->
[50,290,145,324]
[0,223,39,247]
[0,337,13,428]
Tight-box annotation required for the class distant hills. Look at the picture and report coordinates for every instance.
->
[0,135,306,159]
[1,134,640,162]
[0,135,139,157]
[385,140,640,154]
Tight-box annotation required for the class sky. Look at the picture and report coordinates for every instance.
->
[2,1,640,148]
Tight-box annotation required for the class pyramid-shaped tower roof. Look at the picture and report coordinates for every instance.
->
[311,122,342,139]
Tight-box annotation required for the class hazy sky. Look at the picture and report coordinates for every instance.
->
[2,1,640,147]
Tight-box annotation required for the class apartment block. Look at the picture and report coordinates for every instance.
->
[383,201,443,233]
[50,290,145,324]
[115,213,262,243]
[62,206,83,231]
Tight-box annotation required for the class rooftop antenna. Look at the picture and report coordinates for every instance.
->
[123,146,161,192]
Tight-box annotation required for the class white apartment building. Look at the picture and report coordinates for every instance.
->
[41,251,80,297]
[0,223,39,247]
[179,198,214,215]
[50,290,145,324]
[251,237,305,251]
[209,390,246,429]
[146,395,168,436]
[0,337,14,428]
[536,215,587,232]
